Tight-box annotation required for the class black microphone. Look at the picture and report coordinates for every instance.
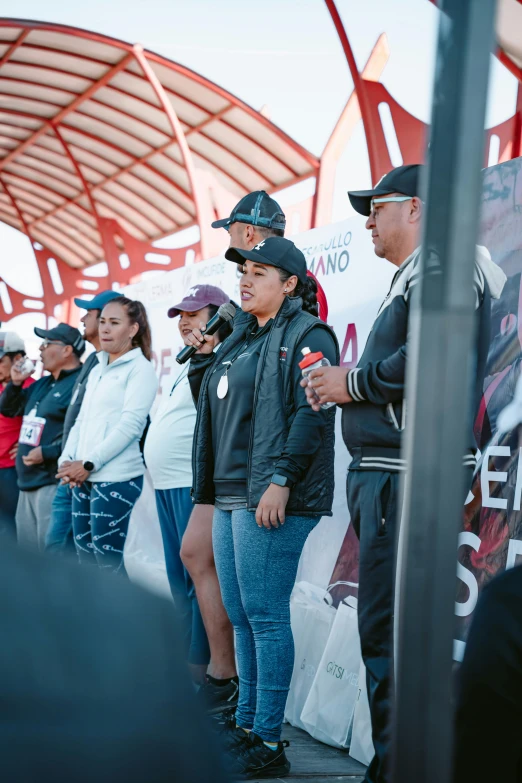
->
[176,302,236,365]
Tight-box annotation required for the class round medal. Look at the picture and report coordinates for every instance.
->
[217,373,229,399]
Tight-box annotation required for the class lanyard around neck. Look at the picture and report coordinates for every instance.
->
[170,366,188,396]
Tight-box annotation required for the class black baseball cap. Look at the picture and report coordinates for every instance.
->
[211,191,286,231]
[34,323,85,354]
[226,236,307,284]
[348,164,423,216]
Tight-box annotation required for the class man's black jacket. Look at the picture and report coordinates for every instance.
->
[0,367,81,491]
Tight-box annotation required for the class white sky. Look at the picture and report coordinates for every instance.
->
[0,0,517,334]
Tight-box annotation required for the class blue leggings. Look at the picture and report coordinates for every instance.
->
[155,487,210,666]
[213,508,320,743]
[72,477,143,573]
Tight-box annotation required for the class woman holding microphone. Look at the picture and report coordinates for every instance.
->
[186,237,339,779]
[57,297,157,574]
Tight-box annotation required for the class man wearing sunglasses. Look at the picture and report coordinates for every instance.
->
[302,164,506,783]
[0,323,84,549]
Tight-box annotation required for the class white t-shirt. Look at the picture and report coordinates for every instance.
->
[144,367,196,490]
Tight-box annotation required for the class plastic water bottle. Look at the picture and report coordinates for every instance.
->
[20,358,35,376]
[299,347,336,410]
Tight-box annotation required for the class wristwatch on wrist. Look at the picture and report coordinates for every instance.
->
[83,460,94,472]
[271,473,293,489]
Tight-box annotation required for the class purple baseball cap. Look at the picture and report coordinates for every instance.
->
[167,284,230,318]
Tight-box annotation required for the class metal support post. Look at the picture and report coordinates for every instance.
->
[392,2,497,782]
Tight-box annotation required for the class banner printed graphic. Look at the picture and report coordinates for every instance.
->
[457,157,522,643]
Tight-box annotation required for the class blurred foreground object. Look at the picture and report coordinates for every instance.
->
[0,541,228,783]
[392,0,497,781]
[453,565,522,782]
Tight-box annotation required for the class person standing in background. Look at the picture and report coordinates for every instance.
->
[0,332,33,538]
[302,164,504,783]
[180,190,287,713]
[0,324,84,549]
[57,298,157,574]
[186,237,338,779]
[144,284,232,685]
[45,290,123,555]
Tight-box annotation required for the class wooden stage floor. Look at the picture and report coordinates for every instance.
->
[257,724,367,783]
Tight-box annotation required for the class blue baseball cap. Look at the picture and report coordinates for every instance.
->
[74,290,123,311]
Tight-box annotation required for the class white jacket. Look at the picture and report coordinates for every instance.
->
[60,348,158,483]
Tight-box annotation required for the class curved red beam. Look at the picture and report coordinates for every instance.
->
[52,125,115,283]
[324,0,380,182]
[132,45,207,256]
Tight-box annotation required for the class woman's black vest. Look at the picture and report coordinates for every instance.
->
[191,296,339,516]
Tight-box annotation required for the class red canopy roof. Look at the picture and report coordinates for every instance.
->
[0,19,319,269]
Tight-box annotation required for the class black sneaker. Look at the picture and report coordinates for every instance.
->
[196,675,239,715]
[213,708,250,753]
[229,731,291,779]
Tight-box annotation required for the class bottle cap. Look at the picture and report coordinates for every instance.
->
[299,346,324,369]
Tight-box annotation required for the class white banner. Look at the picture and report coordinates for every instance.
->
[124,219,394,594]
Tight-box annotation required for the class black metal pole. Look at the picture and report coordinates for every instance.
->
[391,2,497,782]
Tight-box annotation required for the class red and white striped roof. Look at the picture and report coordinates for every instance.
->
[0,19,319,268]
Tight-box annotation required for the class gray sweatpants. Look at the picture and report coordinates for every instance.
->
[16,485,57,550]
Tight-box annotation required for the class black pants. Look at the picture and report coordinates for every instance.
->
[0,466,18,540]
[453,565,522,782]
[347,469,400,783]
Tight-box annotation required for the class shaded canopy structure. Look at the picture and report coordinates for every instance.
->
[0,19,319,322]
[3,5,522,325]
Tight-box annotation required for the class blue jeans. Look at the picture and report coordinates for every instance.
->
[72,477,143,573]
[213,508,320,742]
[45,482,75,555]
[0,467,18,540]
[155,487,210,666]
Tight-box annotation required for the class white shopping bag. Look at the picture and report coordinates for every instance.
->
[124,471,171,600]
[300,596,362,748]
[349,659,375,766]
[285,582,336,730]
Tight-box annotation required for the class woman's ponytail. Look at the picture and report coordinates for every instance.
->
[279,268,328,321]
[117,297,153,361]
[305,270,328,322]
[294,276,319,317]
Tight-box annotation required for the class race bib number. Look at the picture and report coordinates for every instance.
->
[19,414,46,447]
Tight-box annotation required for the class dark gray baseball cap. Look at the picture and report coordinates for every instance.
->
[34,323,85,354]
[211,191,286,231]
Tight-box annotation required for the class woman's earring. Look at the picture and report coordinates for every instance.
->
[284,289,288,293]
